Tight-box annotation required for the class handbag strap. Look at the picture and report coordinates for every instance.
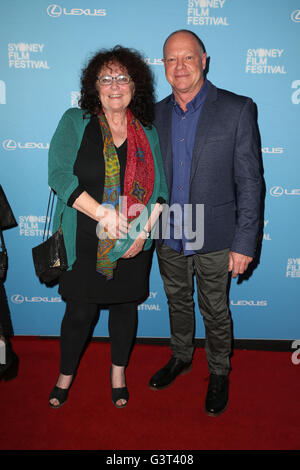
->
[0,228,7,254]
[43,189,55,242]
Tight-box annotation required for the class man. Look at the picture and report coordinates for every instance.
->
[149,30,262,416]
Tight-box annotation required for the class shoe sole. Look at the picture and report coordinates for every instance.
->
[112,400,128,409]
[205,402,228,417]
[148,364,192,391]
[49,401,66,409]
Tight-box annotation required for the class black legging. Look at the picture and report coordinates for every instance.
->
[60,300,138,375]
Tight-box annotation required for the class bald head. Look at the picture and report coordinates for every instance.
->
[163,30,206,58]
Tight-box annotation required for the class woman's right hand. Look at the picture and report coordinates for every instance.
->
[96,205,129,240]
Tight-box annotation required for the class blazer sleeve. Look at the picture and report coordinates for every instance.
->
[231,98,263,257]
[48,109,84,205]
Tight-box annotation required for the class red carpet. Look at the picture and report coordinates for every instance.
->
[0,337,299,451]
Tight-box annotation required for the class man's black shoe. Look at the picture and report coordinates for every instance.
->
[148,356,192,390]
[205,374,229,417]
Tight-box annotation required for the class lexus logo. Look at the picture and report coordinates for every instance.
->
[269,186,300,197]
[2,139,17,150]
[47,4,62,17]
[11,295,24,304]
[291,10,300,23]
[2,140,49,150]
[270,186,283,197]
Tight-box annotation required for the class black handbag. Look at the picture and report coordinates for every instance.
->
[0,229,8,281]
[0,185,17,230]
[0,186,16,282]
[32,189,68,284]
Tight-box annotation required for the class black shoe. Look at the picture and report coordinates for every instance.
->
[0,341,19,382]
[205,374,229,417]
[110,366,129,408]
[111,386,129,408]
[49,374,74,409]
[149,356,192,390]
[49,385,70,409]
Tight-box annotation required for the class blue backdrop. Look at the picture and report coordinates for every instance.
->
[1,0,299,340]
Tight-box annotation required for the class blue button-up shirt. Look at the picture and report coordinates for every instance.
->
[164,80,208,255]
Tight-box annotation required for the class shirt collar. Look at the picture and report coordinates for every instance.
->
[172,79,208,115]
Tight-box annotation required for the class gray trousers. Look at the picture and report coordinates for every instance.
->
[156,243,232,376]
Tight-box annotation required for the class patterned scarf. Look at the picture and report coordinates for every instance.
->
[96,108,155,279]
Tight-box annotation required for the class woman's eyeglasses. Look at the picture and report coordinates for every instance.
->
[97,75,131,86]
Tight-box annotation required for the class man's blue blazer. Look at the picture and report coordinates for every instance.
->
[154,80,263,258]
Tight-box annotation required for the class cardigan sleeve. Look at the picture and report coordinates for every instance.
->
[67,185,85,207]
[48,109,85,205]
[152,125,169,204]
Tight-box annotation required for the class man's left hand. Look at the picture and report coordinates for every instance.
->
[122,235,146,259]
[228,251,253,278]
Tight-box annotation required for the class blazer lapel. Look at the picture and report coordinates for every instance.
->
[160,98,173,194]
[190,83,218,184]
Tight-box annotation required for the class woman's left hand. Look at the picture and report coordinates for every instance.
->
[122,234,146,259]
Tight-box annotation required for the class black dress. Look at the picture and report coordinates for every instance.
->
[0,281,13,336]
[59,116,153,305]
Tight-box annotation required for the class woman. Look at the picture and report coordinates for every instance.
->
[48,46,168,408]
[0,185,19,382]
[0,281,18,382]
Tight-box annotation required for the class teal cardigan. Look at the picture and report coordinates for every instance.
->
[48,108,168,269]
